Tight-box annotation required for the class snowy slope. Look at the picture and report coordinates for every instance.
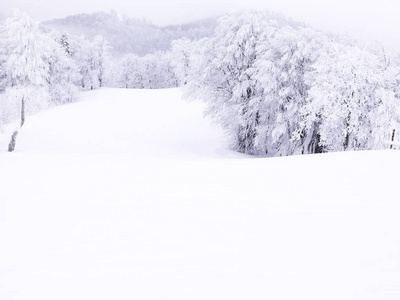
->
[0,88,399,300]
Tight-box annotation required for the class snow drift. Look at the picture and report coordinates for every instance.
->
[0,88,399,300]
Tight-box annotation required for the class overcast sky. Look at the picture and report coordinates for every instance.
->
[2,0,400,50]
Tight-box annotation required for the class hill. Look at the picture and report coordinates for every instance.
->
[43,12,218,57]
[0,88,399,299]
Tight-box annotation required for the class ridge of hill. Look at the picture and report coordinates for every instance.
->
[43,11,219,57]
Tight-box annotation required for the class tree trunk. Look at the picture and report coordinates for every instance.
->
[8,97,25,152]
[8,131,19,152]
[20,96,25,127]
[343,112,351,151]
[390,129,396,150]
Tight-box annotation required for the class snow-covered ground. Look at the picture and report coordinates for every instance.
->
[0,88,399,300]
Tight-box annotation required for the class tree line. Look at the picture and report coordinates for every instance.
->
[181,12,400,155]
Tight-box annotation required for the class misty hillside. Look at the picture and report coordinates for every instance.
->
[42,10,304,59]
[43,11,218,57]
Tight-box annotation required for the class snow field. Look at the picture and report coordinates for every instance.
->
[0,88,399,300]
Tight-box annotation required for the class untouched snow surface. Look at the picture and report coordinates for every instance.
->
[0,88,399,300]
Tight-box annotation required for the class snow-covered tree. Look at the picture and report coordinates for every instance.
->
[170,38,193,86]
[253,26,326,155]
[184,11,400,156]
[185,12,323,155]
[68,34,112,90]
[304,42,400,152]
[91,35,113,87]
[69,35,98,90]
[0,24,8,94]
[59,32,71,57]
[117,51,177,89]
[2,10,52,151]
[47,33,80,104]
[185,12,276,154]
[117,54,144,89]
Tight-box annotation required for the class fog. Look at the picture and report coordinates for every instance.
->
[2,0,400,50]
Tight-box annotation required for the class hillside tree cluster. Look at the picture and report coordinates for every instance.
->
[0,10,112,150]
[181,12,400,155]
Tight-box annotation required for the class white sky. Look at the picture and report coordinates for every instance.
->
[2,0,400,50]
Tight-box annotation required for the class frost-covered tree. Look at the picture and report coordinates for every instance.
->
[372,49,400,148]
[0,11,84,150]
[304,42,400,152]
[0,24,8,94]
[185,12,320,155]
[47,33,80,104]
[254,26,326,155]
[147,51,177,88]
[117,54,144,88]
[69,35,98,90]
[170,38,193,86]
[161,51,179,87]
[184,11,400,156]
[68,34,112,90]
[185,12,275,154]
[2,10,52,151]
[117,51,177,89]
[59,32,71,57]
[91,35,112,87]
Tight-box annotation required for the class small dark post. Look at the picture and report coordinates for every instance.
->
[390,129,396,150]
[8,96,25,152]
